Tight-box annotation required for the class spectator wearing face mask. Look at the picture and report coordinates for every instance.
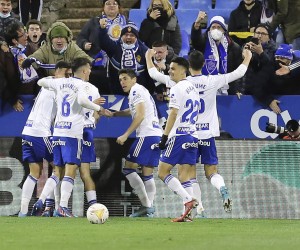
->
[191,15,243,96]
[139,0,182,56]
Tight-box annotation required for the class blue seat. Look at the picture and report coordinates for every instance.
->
[177,0,210,10]
[179,30,190,58]
[214,0,240,10]
[140,0,175,9]
[206,8,232,24]
[175,9,199,36]
[128,9,146,30]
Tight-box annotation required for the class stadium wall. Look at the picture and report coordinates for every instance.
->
[1,138,300,219]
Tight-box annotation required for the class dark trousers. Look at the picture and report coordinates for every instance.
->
[19,0,43,25]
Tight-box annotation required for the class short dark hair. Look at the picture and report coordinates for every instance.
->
[26,19,43,30]
[188,50,204,71]
[71,58,91,73]
[152,40,168,48]
[55,61,71,70]
[286,120,299,132]
[118,68,137,78]
[171,57,189,73]
[5,21,24,46]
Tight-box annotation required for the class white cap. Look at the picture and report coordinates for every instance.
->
[209,16,227,31]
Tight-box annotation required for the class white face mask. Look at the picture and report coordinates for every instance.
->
[0,12,11,18]
[210,29,223,41]
[16,43,26,50]
[122,42,135,50]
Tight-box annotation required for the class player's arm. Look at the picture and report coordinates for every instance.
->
[37,77,56,90]
[163,107,178,136]
[146,49,170,84]
[113,108,131,116]
[116,103,145,145]
[78,90,101,111]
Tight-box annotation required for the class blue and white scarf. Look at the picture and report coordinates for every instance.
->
[203,32,228,76]
[10,46,39,84]
[103,13,127,41]
[121,41,139,71]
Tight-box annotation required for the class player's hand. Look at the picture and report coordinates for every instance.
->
[93,97,106,105]
[13,99,24,112]
[116,134,128,145]
[146,49,156,59]
[158,134,168,150]
[99,108,113,117]
[22,58,35,68]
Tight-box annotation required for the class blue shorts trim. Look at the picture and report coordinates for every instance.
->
[81,128,96,163]
[160,135,198,165]
[22,135,53,163]
[52,136,82,167]
[196,138,218,165]
[126,136,160,167]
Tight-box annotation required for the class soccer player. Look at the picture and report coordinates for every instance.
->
[19,61,71,217]
[153,56,200,222]
[112,68,161,217]
[146,48,252,216]
[31,57,105,217]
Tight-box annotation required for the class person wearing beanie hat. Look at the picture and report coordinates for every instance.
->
[50,26,69,40]
[120,22,139,38]
[275,44,293,66]
[102,0,120,6]
[192,12,243,96]
[254,23,272,39]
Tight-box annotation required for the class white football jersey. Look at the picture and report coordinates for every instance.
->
[82,82,101,128]
[22,87,56,137]
[128,83,162,137]
[149,64,247,139]
[168,79,199,139]
[38,77,100,138]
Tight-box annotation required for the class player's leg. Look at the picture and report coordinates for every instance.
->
[20,162,42,216]
[141,166,156,207]
[80,163,97,207]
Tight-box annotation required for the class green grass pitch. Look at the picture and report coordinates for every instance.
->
[1,217,300,250]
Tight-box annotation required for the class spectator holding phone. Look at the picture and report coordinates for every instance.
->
[243,23,279,113]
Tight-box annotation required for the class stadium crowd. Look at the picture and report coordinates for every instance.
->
[1,0,300,220]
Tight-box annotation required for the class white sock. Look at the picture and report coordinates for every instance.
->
[190,178,204,212]
[45,191,55,209]
[210,173,226,192]
[20,175,37,214]
[39,174,59,203]
[124,169,151,208]
[59,176,74,208]
[164,174,192,204]
[142,175,156,206]
[54,181,61,210]
[86,190,97,206]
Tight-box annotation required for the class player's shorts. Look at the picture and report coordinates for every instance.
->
[126,136,161,167]
[22,135,53,163]
[160,135,198,165]
[196,137,218,165]
[52,136,82,167]
[81,128,96,163]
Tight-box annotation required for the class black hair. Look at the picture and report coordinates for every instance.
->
[5,21,24,46]
[188,50,205,71]
[26,19,43,30]
[152,40,168,48]
[71,58,91,73]
[170,57,190,73]
[55,61,71,70]
[118,68,137,78]
[286,120,299,132]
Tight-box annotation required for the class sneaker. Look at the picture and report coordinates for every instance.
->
[220,186,232,212]
[31,199,43,216]
[53,209,58,217]
[129,206,155,217]
[56,206,75,217]
[172,199,198,223]
[172,216,193,222]
[18,212,27,217]
[41,207,54,217]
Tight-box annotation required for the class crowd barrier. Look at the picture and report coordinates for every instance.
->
[1,95,300,139]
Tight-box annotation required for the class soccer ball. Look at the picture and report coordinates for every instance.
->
[86,203,109,224]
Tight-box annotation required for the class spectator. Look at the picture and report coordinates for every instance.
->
[228,0,263,46]
[26,19,46,50]
[19,0,43,26]
[0,21,40,111]
[268,0,300,50]
[0,0,19,51]
[139,0,182,55]
[76,0,127,94]
[191,14,243,96]
[243,23,280,113]
[22,21,92,76]
[99,21,154,94]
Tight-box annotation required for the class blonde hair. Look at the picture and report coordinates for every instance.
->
[148,0,174,17]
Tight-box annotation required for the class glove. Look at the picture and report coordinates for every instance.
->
[158,134,168,150]
[22,58,35,68]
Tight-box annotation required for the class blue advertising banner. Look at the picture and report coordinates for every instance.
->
[1,95,300,139]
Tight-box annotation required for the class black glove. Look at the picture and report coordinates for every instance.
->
[158,134,168,150]
[22,58,35,68]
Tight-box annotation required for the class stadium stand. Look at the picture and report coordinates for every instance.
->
[179,30,190,57]
[175,9,199,36]
[128,9,146,29]
[140,0,175,9]
[177,0,210,10]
